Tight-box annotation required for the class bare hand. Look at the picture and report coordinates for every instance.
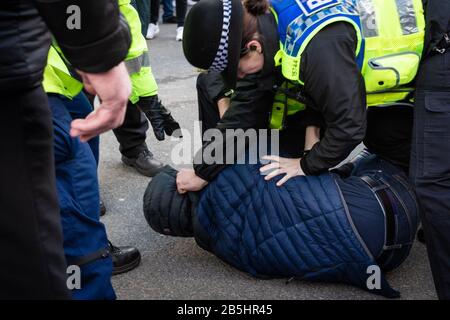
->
[260,155,305,187]
[176,169,208,194]
[70,62,131,142]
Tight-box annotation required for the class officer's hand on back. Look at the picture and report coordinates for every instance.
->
[70,62,131,142]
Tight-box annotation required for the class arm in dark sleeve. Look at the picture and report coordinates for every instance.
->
[302,107,325,129]
[35,0,131,73]
[194,76,275,181]
[193,151,227,182]
[202,72,230,103]
[300,22,367,175]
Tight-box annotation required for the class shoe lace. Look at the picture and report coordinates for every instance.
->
[108,241,121,254]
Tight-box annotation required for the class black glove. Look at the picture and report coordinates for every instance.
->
[138,95,182,141]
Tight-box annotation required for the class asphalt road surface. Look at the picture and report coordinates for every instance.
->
[99,22,437,300]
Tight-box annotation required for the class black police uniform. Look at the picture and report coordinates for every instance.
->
[194,19,366,181]
[410,0,450,300]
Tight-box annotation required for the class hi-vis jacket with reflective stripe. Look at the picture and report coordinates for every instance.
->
[269,0,425,130]
[119,0,158,103]
[43,46,83,99]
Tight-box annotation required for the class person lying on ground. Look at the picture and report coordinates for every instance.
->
[143,127,420,298]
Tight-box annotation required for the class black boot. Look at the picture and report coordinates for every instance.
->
[108,241,141,276]
[122,150,164,177]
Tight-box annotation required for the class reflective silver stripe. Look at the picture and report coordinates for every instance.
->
[125,53,150,74]
[357,0,378,38]
[395,0,418,35]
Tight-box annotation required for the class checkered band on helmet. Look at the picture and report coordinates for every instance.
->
[209,0,232,72]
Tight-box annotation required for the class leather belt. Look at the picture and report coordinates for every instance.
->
[360,175,402,268]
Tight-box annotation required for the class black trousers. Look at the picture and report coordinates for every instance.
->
[84,92,150,159]
[0,86,70,299]
[410,51,450,300]
[113,101,149,158]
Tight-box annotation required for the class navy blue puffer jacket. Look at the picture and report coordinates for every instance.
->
[197,164,400,298]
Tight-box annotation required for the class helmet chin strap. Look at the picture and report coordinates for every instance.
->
[256,12,281,87]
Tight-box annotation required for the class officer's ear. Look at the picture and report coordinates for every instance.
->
[246,40,263,54]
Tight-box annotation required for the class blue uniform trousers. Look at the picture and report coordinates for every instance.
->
[48,93,115,300]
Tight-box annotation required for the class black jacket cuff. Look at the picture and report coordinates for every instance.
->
[300,157,313,176]
[60,17,131,73]
[194,163,227,182]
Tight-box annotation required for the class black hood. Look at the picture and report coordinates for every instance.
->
[143,165,200,237]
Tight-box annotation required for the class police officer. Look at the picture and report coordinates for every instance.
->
[410,0,450,300]
[178,0,424,191]
[113,0,181,177]
[43,46,141,299]
[0,0,131,299]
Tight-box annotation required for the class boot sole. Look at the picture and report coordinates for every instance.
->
[112,254,141,276]
[122,157,163,177]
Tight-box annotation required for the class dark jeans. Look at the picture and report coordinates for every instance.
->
[150,0,187,27]
[161,0,174,20]
[131,0,151,35]
[339,155,419,272]
[0,86,70,299]
[113,101,149,158]
[410,51,450,300]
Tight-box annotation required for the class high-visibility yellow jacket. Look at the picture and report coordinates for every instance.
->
[269,0,425,129]
[43,46,83,99]
[119,0,158,104]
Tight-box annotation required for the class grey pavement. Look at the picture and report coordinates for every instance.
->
[99,22,437,300]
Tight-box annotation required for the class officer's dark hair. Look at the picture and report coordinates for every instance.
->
[241,0,269,49]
